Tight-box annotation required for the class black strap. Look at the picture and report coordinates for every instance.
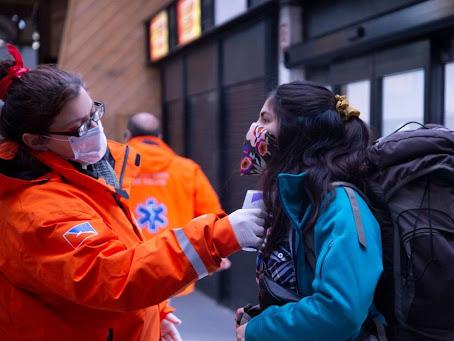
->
[331,181,370,205]
[332,182,367,248]
[344,187,367,248]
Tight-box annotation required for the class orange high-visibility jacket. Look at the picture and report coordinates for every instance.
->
[128,136,224,296]
[128,136,224,234]
[0,139,239,341]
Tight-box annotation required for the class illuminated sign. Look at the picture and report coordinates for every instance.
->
[149,10,169,61]
[177,0,201,45]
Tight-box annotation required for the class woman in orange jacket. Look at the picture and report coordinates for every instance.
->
[0,44,265,340]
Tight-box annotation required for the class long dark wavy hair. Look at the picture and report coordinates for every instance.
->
[261,81,372,257]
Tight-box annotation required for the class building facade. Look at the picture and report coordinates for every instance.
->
[59,0,172,140]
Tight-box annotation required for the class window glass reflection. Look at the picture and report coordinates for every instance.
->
[444,62,454,129]
[342,80,371,125]
[382,69,424,136]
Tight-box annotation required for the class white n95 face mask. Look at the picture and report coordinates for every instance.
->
[68,121,107,165]
[46,121,108,165]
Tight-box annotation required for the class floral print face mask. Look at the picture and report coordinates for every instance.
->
[240,122,277,176]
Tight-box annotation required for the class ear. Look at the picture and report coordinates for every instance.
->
[22,133,49,151]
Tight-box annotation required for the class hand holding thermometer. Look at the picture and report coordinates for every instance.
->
[241,190,264,252]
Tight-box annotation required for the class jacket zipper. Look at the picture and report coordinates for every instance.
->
[108,146,143,239]
[289,229,300,295]
[118,145,129,189]
[111,192,142,237]
[318,240,334,280]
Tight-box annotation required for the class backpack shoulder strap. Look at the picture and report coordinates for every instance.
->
[332,182,367,249]
[303,182,368,270]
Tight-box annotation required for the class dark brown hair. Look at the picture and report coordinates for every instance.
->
[0,61,83,143]
[261,81,372,257]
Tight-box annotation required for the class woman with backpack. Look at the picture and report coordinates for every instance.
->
[235,81,384,341]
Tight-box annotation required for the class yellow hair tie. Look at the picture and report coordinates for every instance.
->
[335,95,360,121]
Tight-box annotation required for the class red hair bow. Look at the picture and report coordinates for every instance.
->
[0,43,30,100]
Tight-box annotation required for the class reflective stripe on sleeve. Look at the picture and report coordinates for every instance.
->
[174,228,209,279]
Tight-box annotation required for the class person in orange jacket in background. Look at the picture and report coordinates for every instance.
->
[125,113,232,270]
[126,112,232,340]
[0,44,265,341]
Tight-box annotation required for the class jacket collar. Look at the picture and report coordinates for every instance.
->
[277,172,312,230]
[129,136,175,155]
[0,139,140,199]
[0,140,55,198]
[33,140,140,198]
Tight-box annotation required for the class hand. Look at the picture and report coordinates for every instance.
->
[235,307,245,326]
[218,257,232,271]
[210,257,232,276]
[160,313,182,341]
[228,208,266,249]
[236,322,247,341]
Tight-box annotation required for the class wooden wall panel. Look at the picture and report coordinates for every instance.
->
[59,0,172,140]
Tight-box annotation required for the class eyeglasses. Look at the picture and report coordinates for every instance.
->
[47,101,105,137]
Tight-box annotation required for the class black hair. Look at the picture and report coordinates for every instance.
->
[261,81,371,257]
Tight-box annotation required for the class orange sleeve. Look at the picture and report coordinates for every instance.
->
[193,165,224,217]
[158,300,175,320]
[9,190,240,313]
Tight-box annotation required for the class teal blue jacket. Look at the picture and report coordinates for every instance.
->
[245,173,383,341]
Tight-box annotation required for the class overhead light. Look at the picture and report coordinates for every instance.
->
[32,32,40,41]
[18,19,26,30]
[32,41,40,50]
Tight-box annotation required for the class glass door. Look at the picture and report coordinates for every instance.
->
[341,80,371,125]
[307,40,431,136]
[382,69,425,135]
[444,62,454,129]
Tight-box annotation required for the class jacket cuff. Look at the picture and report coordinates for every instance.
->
[159,301,176,320]
[213,216,240,258]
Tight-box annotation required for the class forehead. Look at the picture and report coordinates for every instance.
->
[262,97,275,115]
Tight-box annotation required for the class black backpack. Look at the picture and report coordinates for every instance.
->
[368,124,454,341]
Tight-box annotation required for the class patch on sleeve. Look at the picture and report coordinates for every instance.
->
[63,222,98,249]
